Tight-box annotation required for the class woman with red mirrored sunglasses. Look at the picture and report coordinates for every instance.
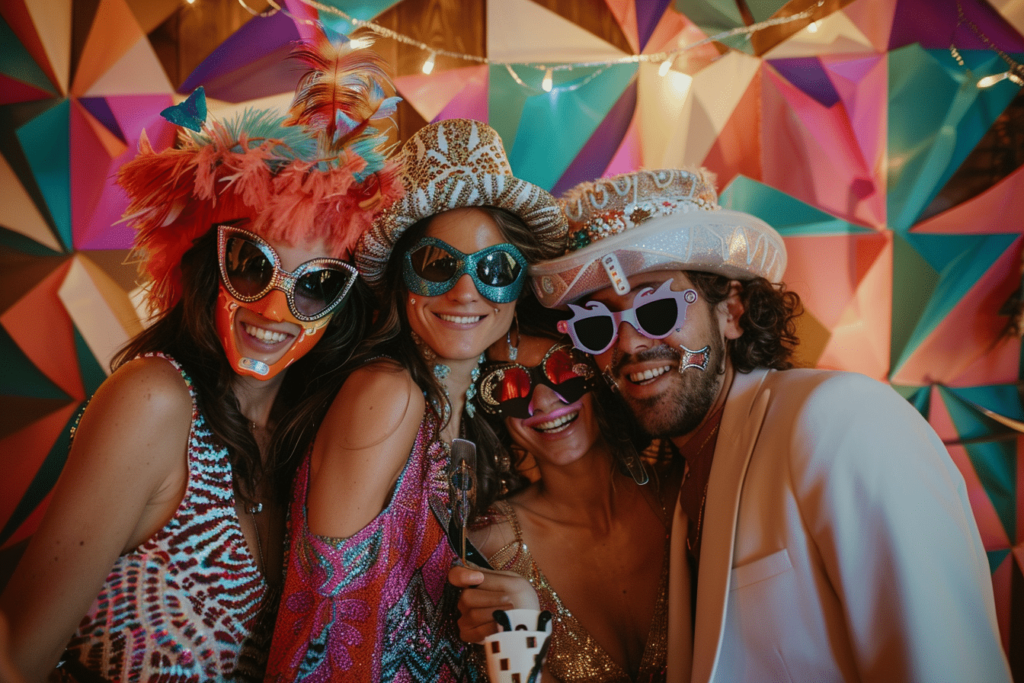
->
[0,31,402,683]
[449,297,683,683]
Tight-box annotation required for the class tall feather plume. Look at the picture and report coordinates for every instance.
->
[286,25,399,170]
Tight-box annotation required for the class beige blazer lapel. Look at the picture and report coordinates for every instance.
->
[690,368,772,683]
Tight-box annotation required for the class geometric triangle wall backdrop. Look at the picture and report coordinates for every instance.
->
[1,0,1023,667]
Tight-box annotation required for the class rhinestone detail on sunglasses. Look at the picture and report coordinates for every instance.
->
[217,225,357,322]
[558,280,698,355]
[402,236,528,304]
[477,343,597,419]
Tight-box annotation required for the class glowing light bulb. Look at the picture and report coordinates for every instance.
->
[977,72,1008,88]
[542,67,553,92]
[659,57,674,77]
[422,51,436,75]
[807,21,819,33]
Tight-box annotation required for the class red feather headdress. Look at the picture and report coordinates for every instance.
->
[119,26,404,315]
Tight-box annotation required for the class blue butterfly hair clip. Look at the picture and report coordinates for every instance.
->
[160,87,208,132]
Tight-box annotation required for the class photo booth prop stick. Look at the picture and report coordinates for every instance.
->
[447,438,492,568]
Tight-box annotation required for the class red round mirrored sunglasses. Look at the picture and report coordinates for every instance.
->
[477,343,598,419]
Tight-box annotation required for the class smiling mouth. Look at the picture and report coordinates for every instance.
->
[243,323,292,344]
[436,313,484,324]
[627,365,673,385]
[533,410,579,434]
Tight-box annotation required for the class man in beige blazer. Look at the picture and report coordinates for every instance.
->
[531,169,1010,682]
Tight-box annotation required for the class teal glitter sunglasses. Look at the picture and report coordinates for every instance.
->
[402,237,528,304]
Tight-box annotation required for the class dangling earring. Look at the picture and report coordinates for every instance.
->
[603,366,620,392]
[506,312,519,361]
[495,451,511,495]
[464,353,485,418]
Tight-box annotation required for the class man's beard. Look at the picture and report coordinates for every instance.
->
[612,332,725,439]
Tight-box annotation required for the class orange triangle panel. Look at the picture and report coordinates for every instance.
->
[0,403,79,540]
[70,0,145,97]
[0,260,83,401]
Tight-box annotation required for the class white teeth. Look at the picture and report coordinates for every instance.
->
[533,411,579,433]
[438,313,483,324]
[628,365,672,384]
[244,324,289,343]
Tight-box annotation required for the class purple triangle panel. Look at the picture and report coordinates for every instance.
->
[179,11,302,101]
[888,0,1024,51]
[194,43,299,103]
[551,79,637,196]
[636,0,671,51]
[78,97,125,143]
[767,57,840,108]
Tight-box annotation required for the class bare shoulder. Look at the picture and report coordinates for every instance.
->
[468,502,521,559]
[95,356,194,422]
[320,359,425,450]
[308,361,427,537]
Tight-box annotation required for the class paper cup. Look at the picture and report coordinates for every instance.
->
[483,609,553,683]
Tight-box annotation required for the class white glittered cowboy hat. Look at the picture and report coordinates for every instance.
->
[529,168,787,308]
[355,118,568,286]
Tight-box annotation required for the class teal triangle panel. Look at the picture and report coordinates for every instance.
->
[887,47,1023,233]
[892,233,1019,375]
[892,384,931,417]
[0,402,82,547]
[316,0,403,35]
[890,233,940,373]
[938,386,1008,441]
[0,226,63,257]
[947,384,1024,422]
[506,64,636,191]
[0,323,69,400]
[744,0,789,22]
[988,548,1011,574]
[719,176,874,236]
[673,0,751,53]
[939,387,1016,542]
[0,17,57,95]
[15,99,71,250]
[73,326,107,397]
[488,64,533,157]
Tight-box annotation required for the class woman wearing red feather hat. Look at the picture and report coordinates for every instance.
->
[0,28,403,683]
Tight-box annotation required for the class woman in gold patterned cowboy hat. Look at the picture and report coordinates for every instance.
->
[265,118,566,682]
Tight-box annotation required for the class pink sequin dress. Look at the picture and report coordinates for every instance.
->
[60,354,274,682]
[266,408,478,682]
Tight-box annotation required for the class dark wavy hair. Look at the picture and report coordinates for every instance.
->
[471,295,651,517]
[113,226,373,505]
[685,271,802,373]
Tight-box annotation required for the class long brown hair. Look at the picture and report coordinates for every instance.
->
[114,227,373,505]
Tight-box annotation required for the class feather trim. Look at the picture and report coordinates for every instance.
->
[118,24,405,315]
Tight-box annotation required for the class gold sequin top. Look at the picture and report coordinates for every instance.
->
[485,500,669,683]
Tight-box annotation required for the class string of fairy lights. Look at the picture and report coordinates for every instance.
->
[231,0,1023,92]
[235,0,824,92]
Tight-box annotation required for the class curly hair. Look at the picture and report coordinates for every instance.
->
[685,271,802,373]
